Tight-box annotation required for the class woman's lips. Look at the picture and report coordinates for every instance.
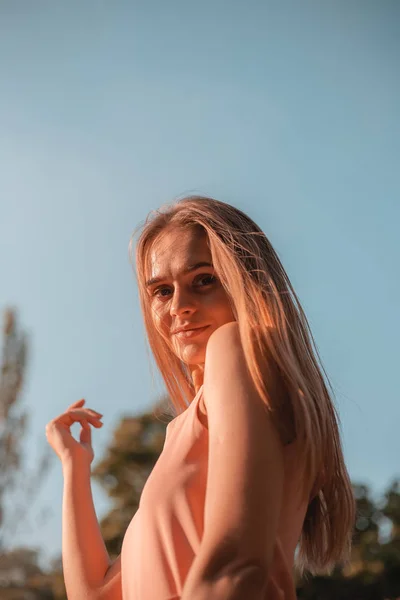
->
[174,325,210,339]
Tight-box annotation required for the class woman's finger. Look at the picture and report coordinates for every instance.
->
[87,408,103,417]
[67,398,85,411]
[58,410,103,427]
[80,419,92,444]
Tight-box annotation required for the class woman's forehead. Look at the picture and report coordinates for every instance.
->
[145,227,211,276]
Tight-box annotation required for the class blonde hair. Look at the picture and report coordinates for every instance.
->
[129,195,355,577]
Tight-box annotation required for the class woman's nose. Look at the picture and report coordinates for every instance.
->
[170,289,196,316]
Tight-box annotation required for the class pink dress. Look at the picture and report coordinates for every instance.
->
[121,384,307,599]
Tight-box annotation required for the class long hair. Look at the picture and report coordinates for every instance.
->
[129,195,356,577]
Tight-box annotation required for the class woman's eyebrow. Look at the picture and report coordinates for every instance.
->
[145,261,213,288]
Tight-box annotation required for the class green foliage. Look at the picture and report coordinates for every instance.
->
[0,308,56,597]
[297,480,400,598]
[0,308,53,551]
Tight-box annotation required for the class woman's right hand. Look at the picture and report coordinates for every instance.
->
[45,398,103,466]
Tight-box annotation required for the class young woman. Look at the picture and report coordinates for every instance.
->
[46,196,355,599]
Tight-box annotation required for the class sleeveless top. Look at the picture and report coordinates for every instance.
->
[121,384,307,599]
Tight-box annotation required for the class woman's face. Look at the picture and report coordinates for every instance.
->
[146,226,236,367]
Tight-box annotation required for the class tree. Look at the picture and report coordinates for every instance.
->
[0,308,52,550]
[0,546,57,599]
[297,480,400,599]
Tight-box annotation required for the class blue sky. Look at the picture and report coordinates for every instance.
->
[0,1,398,569]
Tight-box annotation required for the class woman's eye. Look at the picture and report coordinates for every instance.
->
[153,274,216,298]
[198,274,216,286]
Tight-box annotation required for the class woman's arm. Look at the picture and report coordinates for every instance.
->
[181,322,284,599]
[61,457,122,600]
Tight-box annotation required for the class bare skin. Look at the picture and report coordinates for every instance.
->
[45,398,103,465]
[45,401,118,600]
[147,226,236,395]
[44,225,235,599]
